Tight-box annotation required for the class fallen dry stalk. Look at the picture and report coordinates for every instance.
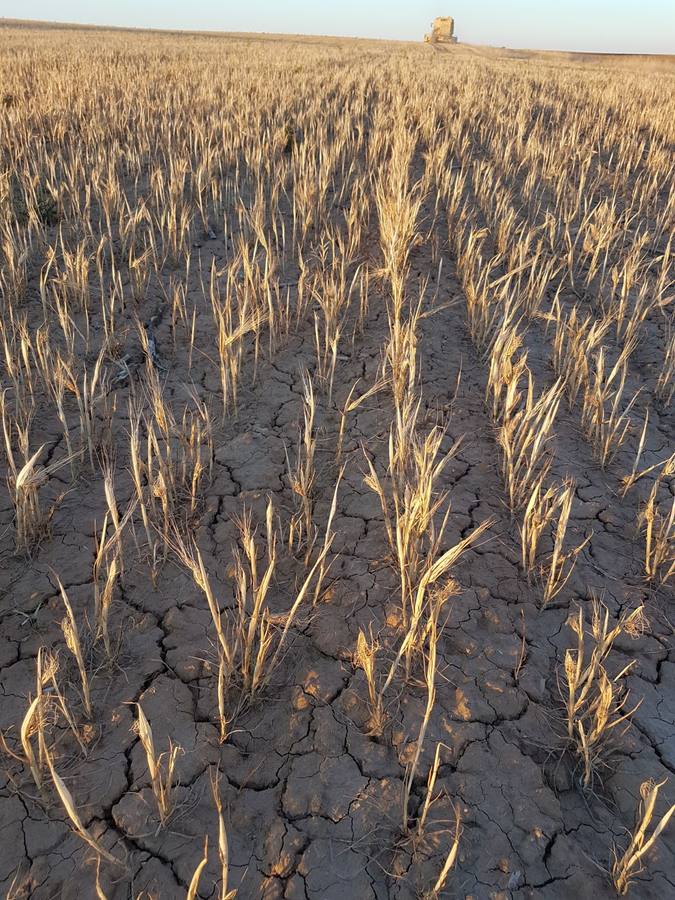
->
[45,745,124,868]
[337,376,387,464]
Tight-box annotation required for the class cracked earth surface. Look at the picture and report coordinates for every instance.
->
[1,25,674,900]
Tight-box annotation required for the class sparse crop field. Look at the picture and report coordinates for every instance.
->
[0,20,674,900]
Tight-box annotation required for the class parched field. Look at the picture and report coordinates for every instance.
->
[0,21,674,900]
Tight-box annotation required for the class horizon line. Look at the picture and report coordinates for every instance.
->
[1,16,673,59]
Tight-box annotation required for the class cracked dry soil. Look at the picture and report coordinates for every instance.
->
[1,23,674,900]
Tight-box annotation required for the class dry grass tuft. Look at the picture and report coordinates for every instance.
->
[560,600,645,790]
[134,703,182,826]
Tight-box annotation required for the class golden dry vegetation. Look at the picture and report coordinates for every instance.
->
[0,20,674,900]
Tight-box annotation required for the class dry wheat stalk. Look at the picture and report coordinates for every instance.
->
[561,600,644,789]
[354,628,385,736]
[656,326,675,405]
[41,649,88,755]
[498,376,562,513]
[640,483,674,584]
[521,478,591,605]
[57,577,92,718]
[187,837,209,900]
[211,769,238,899]
[1,397,79,552]
[401,602,440,835]
[134,704,182,826]
[288,369,317,557]
[231,499,279,698]
[427,803,462,898]
[581,348,640,469]
[611,779,675,895]
[364,406,466,627]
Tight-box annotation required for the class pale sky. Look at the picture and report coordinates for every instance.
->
[2,1,674,55]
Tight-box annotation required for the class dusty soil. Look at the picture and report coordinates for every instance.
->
[0,21,674,900]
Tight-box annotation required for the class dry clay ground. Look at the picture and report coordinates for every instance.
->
[1,34,675,900]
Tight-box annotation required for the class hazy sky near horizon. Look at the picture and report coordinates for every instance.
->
[4,1,674,55]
